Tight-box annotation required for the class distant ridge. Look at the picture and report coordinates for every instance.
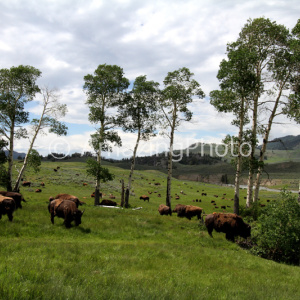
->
[4,150,26,159]
[264,135,300,150]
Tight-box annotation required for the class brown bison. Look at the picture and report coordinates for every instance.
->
[173,204,203,220]
[140,195,149,202]
[22,181,31,187]
[172,204,187,217]
[100,199,117,206]
[49,193,84,207]
[158,204,172,216]
[48,199,84,228]
[205,213,251,242]
[0,195,16,221]
[0,191,26,209]
[184,205,203,220]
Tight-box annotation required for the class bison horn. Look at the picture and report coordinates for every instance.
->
[81,210,85,215]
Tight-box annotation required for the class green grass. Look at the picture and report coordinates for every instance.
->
[0,161,299,299]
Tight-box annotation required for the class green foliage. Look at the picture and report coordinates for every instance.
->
[27,149,41,173]
[86,158,115,182]
[251,190,300,265]
[161,67,205,126]
[239,201,263,222]
[83,64,129,154]
[117,75,159,140]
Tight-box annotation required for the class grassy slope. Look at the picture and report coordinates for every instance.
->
[0,161,299,299]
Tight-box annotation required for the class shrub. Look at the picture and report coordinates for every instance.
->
[251,190,300,265]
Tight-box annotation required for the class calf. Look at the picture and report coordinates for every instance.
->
[139,195,149,202]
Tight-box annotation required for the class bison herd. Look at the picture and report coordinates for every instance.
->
[158,203,251,242]
[0,187,251,242]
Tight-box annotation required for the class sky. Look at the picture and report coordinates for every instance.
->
[0,0,299,159]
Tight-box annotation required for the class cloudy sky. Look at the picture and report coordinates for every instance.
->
[1,0,299,159]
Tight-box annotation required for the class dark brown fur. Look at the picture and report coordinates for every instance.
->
[100,199,117,206]
[0,191,26,209]
[0,195,16,221]
[205,213,251,242]
[48,199,84,228]
[51,193,84,207]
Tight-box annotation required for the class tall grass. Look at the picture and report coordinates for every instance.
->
[0,161,299,299]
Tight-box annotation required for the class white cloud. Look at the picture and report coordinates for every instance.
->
[1,0,299,158]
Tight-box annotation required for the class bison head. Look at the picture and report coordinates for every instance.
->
[74,209,84,226]
[240,223,251,239]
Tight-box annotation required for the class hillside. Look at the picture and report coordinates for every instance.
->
[0,161,299,299]
[4,150,26,159]
[264,134,300,150]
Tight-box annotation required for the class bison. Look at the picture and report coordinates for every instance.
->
[48,199,84,228]
[139,195,149,202]
[158,204,172,216]
[0,191,26,209]
[205,212,251,242]
[22,181,31,187]
[50,193,84,207]
[0,195,16,221]
[172,204,187,217]
[173,204,203,220]
[100,199,117,206]
[184,205,203,220]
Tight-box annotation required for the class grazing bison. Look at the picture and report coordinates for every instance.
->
[140,195,149,202]
[50,193,84,207]
[0,191,26,209]
[22,181,31,187]
[100,199,117,206]
[0,195,16,221]
[205,213,251,242]
[35,189,42,193]
[172,204,187,217]
[173,204,203,220]
[184,205,203,220]
[48,199,84,228]
[158,204,172,216]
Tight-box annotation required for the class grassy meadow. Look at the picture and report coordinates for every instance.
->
[0,161,299,299]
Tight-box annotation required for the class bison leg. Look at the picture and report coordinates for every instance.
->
[51,213,55,224]
[225,232,235,242]
[7,212,13,221]
[64,221,71,228]
[207,228,213,237]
